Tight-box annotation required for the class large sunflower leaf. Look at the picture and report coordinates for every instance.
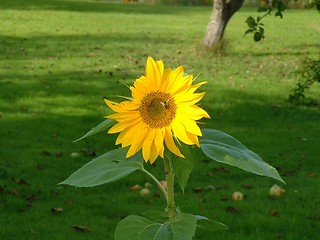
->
[143,210,169,223]
[60,148,143,187]
[195,215,228,232]
[115,213,197,240]
[139,222,174,240]
[74,118,114,142]
[115,215,173,240]
[170,212,197,240]
[200,128,285,184]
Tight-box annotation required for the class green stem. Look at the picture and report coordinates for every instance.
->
[164,157,176,219]
[140,165,168,202]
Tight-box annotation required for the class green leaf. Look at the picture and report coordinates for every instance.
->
[74,118,114,142]
[171,157,193,193]
[195,215,228,232]
[115,213,197,240]
[259,27,265,35]
[115,215,173,240]
[143,210,169,223]
[170,213,197,240]
[166,144,197,193]
[200,128,285,184]
[244,29,253,36]
[60,148,143,187]
[140,222,173,240]
[245,16,256,28]
[254,32,263,42]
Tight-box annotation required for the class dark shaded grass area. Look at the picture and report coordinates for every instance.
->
[0,0,200,14]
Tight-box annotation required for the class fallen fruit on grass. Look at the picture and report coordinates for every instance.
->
[144,182,153,188]
[269,209,279,216]
[205,185,215,191]
[232,191,244,201]
[130,184,141,191]
[70,152,80,158]
[269,184,285,197]
[51,207,63,213]
[139,188,151,197]
[193,187,202,193]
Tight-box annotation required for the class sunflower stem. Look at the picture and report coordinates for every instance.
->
[140,165,168,202]
[164,157,176,219]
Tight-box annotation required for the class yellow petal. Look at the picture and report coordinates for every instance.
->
[159,68,172,92]
[149,141,159,164]
[159,145,164,158]
[170,75,193,96]
[171,119,197,145]
[124,125,148,158]
[164,127,184,158]
[104,99,138,113]
[104,99,124,112]
[189,81,207,93]
[177,106,210,120]
[153,128,164,153]
[106,111,140,121]
[115,128,129,145]
[175,116,202,136]
[108,118,140,134]
[131,76,149,99]
[142,128,155,162]
[165,66,184,93]
[108,122,127,134]
[119,122,146,147]
[126,144,140,158]
[175,92,205,105]
[146,57,163,91]
[186,131,200,147]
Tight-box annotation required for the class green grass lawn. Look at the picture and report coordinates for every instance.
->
[1,0,319,239]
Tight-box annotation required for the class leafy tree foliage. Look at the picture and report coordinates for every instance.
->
[289,58,320,105]
[244,0,320,42]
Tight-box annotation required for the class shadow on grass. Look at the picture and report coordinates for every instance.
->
[0,0,199,14]
[0,32,176,61]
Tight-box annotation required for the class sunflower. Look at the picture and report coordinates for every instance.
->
[105,57,210,163]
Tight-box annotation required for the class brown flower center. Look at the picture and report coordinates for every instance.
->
[139,91,176,128]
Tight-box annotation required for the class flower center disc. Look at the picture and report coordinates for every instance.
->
[148,100,166,118]
[139,91,176,128]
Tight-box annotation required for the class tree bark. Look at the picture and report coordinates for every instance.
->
[203,0,244,48]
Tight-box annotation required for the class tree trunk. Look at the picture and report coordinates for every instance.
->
[203,0,244,48]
